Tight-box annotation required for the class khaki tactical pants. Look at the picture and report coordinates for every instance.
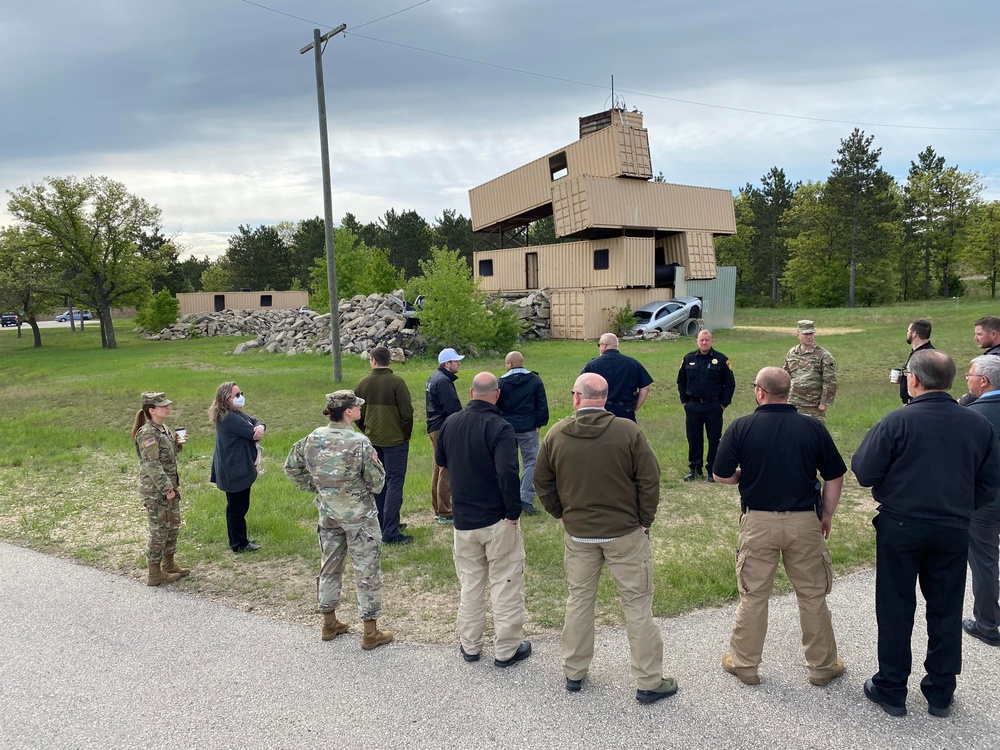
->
[730,510,838,682]
[428,430,452,517]
[562,528,664,689]
[452,520,526,661]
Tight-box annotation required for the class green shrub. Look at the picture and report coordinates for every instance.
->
[135,288,179,332]
[607,298,638,336]
[406,247,521,354]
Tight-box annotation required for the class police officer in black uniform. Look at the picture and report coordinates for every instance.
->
[677,328,735,482]
[581,333,654,422]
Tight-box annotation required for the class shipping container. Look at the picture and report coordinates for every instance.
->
[177,291,309,316]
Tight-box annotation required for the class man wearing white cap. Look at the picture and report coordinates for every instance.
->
[426,348,465,523]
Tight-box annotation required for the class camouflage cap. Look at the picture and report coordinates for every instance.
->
[326,390,365,409]
[797,320,816,334]
[141,391,172,407]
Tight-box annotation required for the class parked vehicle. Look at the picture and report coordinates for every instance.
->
[627,297,702,337]
[1,313,19,327]
[55,310,94,322]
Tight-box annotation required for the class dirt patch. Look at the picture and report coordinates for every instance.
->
[734,325,864,335]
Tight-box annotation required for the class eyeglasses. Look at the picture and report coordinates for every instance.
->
[570,390,580,396]
[966,372,983,380]
[752,382,768,394]
[233,391,243,398]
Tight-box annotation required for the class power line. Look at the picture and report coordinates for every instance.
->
[235,0,999,134]
[346,32,999,133]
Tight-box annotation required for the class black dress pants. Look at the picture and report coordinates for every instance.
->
[872,512,969,710]
[684,401,723,472]
[225,486,253,551]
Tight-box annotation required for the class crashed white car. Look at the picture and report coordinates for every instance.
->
[627,297,702,337]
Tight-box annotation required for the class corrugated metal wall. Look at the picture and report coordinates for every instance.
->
[553,176,736,237]
[685,266,736,331]
[177,291,308,315]
[475,237,655,292]
[549,287,677,340]
[550,289,584,339]
[469,125,652,232]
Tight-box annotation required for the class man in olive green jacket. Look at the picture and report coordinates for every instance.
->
[534,373,676,705]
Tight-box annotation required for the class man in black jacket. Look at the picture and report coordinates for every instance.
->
[852,350,1000,718]
[960,316,1000,406]
[497,351,549,515]
[436,372,531,669]
[899,319,934,404]
[677,329,736,482]
[964,355,1000,647]
[426,348,464,523]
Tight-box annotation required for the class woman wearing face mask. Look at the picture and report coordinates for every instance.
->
[209,381,265,553]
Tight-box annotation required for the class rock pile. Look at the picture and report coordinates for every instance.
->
[493,289,551,340]
[146,292,426,360]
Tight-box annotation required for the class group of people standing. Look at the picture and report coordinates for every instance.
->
[132,315,1000,714]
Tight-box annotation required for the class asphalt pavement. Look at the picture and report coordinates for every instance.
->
[1,540,997,750]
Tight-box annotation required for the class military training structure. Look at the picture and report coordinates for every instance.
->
[469,108,737,340]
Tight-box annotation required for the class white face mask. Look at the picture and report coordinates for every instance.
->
[232,395,246,408]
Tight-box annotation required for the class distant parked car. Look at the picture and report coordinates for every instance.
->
[55,310,93,322]
[627,297,702,337]
[1,313,19,327]
[297,306,315,314]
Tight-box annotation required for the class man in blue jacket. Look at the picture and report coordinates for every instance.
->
[497,351,549,515]
[436,372,530,669]
[852,350,1000,718]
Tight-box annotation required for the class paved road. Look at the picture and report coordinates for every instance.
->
[1,541,996,749]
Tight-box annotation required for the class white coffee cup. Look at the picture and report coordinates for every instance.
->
[889,369,902,384]
[175,427,188,442]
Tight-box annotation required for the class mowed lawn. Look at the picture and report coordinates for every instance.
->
[0,297,993,640]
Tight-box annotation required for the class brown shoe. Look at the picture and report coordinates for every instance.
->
[161,555,191,577]
[722,653,760,685]
[361,619,393,650]
[808,658,845,686]
[321,610,350,641]
[147,562,181,587]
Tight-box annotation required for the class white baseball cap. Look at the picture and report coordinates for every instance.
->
[437,348,465,364]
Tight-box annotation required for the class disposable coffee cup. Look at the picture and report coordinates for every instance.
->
[175,427,188,442]
[889,369,902,384]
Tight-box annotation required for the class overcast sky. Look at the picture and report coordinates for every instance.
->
[2,0,997,259]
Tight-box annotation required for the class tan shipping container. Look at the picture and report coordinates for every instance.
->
[552,176,736,237]
[470,124,652,232]
[475,237,655,292]
[177,291,309,316]
[550,287,680,340]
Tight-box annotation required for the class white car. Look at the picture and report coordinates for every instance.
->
[627,297,702,337]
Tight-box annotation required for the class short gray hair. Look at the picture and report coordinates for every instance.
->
[972,355,1000,388]
[909,350,955,391]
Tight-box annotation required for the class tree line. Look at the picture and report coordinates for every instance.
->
[715,129,1000,307]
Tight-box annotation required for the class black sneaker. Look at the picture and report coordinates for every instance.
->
[383,535,414,546]
[460,645,480,663]
[494,640,531,668]
[566,678,583,693]
[233,542,261,553]
[864,679,906,717]
[636,677,678,704]
[521,504,540,516]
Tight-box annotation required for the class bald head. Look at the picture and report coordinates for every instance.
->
[598,333,619,353]
[504,351,524,370]
[573,373,609,409]
[754,367,791,403]
[470,372,500,403]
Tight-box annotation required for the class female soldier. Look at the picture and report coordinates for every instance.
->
[284,390,393,650]
[209,381,265,553]
[132,391,189,586]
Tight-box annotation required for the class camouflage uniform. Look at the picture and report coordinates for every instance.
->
[135,421,182,564]
[783,344,837,422]
[285,424,387,619]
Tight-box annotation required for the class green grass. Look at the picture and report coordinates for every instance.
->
[0,297,994,638]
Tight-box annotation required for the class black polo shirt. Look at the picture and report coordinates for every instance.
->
[714,404,847,512]
[581,349,653,414]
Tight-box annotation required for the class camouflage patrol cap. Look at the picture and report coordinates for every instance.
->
[326,390,365,409]
[141,391,172,407]
[797,320,816,334]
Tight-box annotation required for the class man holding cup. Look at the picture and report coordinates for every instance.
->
[897,320,934,404]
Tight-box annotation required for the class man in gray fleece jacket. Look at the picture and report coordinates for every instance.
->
[534,373,676,704]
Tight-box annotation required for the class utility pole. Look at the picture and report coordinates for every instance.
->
[301,24,347,383]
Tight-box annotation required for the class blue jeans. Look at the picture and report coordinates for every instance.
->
[374,442,409,541]
[514,431,539,508]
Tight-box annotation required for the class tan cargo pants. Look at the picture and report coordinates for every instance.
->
[729,510,838,682]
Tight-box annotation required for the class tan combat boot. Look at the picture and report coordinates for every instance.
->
[147,562,181,586]
[361,619,393,650]
[161,554,191,577]
[321,610,350,641]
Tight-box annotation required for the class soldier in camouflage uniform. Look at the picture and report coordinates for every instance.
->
[783,320,837,422]
[284,390,393,649]
[132,391,190,586]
